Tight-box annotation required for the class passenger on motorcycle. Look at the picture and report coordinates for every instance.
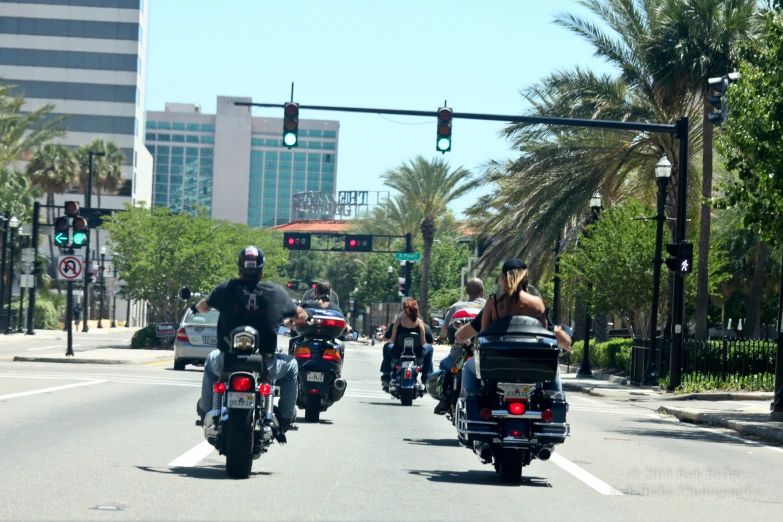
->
[456,259,571,398]
[285,281,351,357]
[433,278,486,414]
[194,246,309,433]
[380,299,434,391]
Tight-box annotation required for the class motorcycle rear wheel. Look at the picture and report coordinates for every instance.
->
[498,448,524,483]
[304,394,321,422]
[400,388,414,406]
[225,409,254,479]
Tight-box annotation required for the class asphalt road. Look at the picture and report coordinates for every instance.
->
[1,338,782,521]
[0,330,134,359]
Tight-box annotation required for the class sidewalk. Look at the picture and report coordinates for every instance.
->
[561,367,783,444]
[13,348,172,365]
[0,324,141,344]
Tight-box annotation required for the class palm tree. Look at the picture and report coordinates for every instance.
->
[26,144,78,274]
[650,0,759,337]
[381,156,472,319]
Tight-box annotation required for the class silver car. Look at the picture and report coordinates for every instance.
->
[173,309,219,370]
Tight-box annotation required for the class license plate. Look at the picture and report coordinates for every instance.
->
[307,372,324,383]
[499,383,531,399]
[203,335,217,345]
[227,392,255,409]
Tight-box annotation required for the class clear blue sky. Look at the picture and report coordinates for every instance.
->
[145,0,613,217]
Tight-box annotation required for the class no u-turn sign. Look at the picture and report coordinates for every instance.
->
[57,255,83,280]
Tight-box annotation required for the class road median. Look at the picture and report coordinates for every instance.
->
[13,348,173,366]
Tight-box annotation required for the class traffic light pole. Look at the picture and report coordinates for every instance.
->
[65,247,74,356]
[404,233,413,298]
[667,118,691,391]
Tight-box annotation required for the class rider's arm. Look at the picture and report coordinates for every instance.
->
[390,318,401,345]
[441,305,456,339]
[554,325,571,351]
[195,298,211,313]
[455,322,478,345]
[480,297,494,332]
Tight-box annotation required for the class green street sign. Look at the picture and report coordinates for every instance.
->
[394,253,421,262]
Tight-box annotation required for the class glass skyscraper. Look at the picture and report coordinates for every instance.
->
[145,96,339,227]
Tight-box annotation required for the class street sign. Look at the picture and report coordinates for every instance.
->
[57,255,83,280]
[394,253,421,262]
[20,274,35,288]
[21,248,35,262]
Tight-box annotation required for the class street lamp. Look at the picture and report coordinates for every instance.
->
[0,213,9,315]
[16,232,27,333]
[111,268,118,328]
[386,265,393,325]
[642,156,672,386]
[577,194,602,377]
[82,150,105,334]
[4,216,19,335]
[98,246,106,328]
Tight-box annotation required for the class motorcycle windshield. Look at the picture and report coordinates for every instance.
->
[301,289,340,307]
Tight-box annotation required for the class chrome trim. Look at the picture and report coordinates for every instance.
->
[465,420,498,426]
[490,410,543,419]
[461,429,497,436]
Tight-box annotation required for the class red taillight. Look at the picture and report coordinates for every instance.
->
[509,430,523,437]
[322,348,341,362]
[479,408,492,420]
[508,402,526,415]
[176,328,189,342]
[395,365,401,370]
[259,383,272,396]
[213,382,226,394]
[313,317,346,329]
[541,409,553,422]
[310,388,319,394]
[415,366,420,372]
[405,369,412,379]
[231,376,252,392]
[294,347,312,359]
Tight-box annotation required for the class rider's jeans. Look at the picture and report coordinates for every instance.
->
[380,342,434,379]
[460,357,563,396]
[201,349,299,420]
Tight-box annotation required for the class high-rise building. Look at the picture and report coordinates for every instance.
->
[0,0,152,208]
[144,96,339,227]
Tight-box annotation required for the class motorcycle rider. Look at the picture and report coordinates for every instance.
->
[433,277,486,414]
[194,246,309,434]
[285,281,351,357]
[455,259,571,398]
[379,299,434,391]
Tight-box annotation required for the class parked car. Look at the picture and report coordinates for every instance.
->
[173,309,220,370]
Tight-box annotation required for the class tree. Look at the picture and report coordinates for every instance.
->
[0,168,40,224]
[25,144,78,272]
[651,0,760,338]
[102,205,286,322]
[0,83,66,174]
[381,156,472,319]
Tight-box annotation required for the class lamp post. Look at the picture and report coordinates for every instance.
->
[642,156,672,386]
[4,216,19,335]
[17,234,26,333]
[111,269,117,328]
[98,246,106,328]
[577,194,602,377]
[0,213,9,313]
[386,265,393,325]
[82,150,105,333]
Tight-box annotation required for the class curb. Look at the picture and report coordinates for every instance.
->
[656,405,783,444]
[662,392,774,401]
[0,335,65,345]
[12,355,172,365]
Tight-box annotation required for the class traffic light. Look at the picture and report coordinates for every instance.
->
[283,232,311,250]
[54,217,69,247]
[286,281,295,289]
[345,234,373,252]
[665,243,693,274]
[707,73,740,127]
[283,102,299,148]
[72,216,88,247]
[309,282,318,289]
[64,200,79,217]
[436,107,452,153]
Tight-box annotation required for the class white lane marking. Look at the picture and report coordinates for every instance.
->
[0,379,105,400]
[27,344,81,351]
[168,441,215,467]
[550,453,624,496]
[646,413,783,454]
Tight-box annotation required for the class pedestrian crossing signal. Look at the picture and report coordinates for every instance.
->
[665,243,693,274]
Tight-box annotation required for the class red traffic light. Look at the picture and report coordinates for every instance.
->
[54,217,69,231]
[285,103,299,117]
[349,239,357,247]
[286,282,294,289]
[72,217,88,231]
[64,201,79,217]
[288,238,295,245]
[438,108,452,121]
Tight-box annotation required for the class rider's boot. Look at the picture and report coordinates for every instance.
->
[434,397,450,415]
[381,374,390,392]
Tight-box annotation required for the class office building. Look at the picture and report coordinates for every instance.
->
[144,96,339,227]
[0,0,152,208]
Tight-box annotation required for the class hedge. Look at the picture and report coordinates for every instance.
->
[567,338,633,373]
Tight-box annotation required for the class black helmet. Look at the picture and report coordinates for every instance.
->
[237,246,265,278]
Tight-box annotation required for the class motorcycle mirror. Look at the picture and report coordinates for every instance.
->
[178,287,191,301]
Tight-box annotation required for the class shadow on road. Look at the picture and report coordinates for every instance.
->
[136,465,273,480]
[360,402,420,407]
[612,417,766,446]
[296,416,334,425]
[403,437,461,448]
[407,469,551,487]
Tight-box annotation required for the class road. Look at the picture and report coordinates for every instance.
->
[1,336,782,521]
[0,330,133,360]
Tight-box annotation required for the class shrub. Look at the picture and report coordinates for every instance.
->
[564,338,633,372]
[7,299,58,330]
[131,324,161,349]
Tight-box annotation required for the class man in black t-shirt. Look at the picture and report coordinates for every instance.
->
[194,246,308,432]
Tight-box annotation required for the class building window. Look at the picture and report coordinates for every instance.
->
[323,154,332,163]
[265,139,280,147]
[157,145,170,154]
[146,121,156,129]
[172,134,185,142]
[145,132,155,141]
[157,133,170,142]
[323,141,336,151]
[200,124,214,132]
[201,136,214,144]
[309,130,323,138]
[186,135,199,143]
[323,130,337,139]
[173,122,185,131]
[251,138,264,147]
[308,141,322,150]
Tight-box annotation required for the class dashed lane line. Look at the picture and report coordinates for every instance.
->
[0,379,105,400]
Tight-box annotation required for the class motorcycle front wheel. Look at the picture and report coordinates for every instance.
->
[225,408,254,479]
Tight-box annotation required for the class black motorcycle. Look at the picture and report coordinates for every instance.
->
[387,331,425,406]
[453,314,571,483]
[179,288,285,479]
[290,290,348,422]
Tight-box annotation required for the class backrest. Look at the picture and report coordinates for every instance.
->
[397,330,422,356]
[478,316,555,340]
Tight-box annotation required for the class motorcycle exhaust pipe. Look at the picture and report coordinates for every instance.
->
[329,378,347,401]
[474,443,493,464]
[536,447,553,461]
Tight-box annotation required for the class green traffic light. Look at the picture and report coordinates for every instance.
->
[437,137,451,151]
[54,231,68,247]
[283,132,298,147]
[72,231,87,247]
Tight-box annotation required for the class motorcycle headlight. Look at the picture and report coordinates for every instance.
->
[233,333,256,352]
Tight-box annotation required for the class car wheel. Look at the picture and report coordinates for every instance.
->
[174,359,187,371]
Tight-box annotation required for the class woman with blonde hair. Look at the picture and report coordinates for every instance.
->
[480,258,546,332]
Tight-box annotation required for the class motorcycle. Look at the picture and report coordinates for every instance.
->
[290,289,348,422]
[387,331,425,406]
[179,287,284,479]
[426,306,481,422]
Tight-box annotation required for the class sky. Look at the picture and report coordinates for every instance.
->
[144,0,614,217]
